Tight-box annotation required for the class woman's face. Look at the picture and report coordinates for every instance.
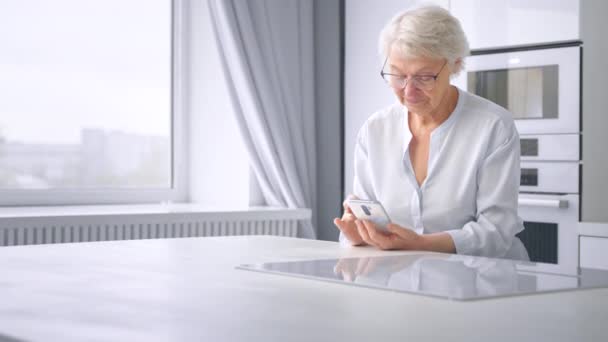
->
[385,49,453,116]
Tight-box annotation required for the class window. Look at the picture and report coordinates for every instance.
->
[0,0,186,205]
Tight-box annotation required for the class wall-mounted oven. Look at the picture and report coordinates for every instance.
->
[454,43,582,274]
[454,44,581,135]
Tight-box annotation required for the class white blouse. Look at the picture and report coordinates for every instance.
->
[341,87,528,260]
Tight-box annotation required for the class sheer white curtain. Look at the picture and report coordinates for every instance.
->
[208,0,316,239]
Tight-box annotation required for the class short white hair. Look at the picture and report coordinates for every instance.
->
[379,5,470,76]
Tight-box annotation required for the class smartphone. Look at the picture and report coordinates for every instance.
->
[346,199,392,232]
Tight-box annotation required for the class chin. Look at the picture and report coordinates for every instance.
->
[404,100,429,111]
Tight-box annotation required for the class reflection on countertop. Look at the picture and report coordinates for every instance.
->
[240,253,608,301]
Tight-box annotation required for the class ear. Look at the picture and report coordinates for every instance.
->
[452,57,463,75]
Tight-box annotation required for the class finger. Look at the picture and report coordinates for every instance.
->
[334,218,352,235]
[356,220,376,247]
[362,257,377,275]
[334,259,352,280]
[343,194,358,205]
[342,202,353,215]
[356,257,370,275]
[336,218,365,246]
[341,212,356,222]
[343,269,354,282]
[339,258,357,281]
[335,217,355,231]
[342,194,359,213]
[333,218,344,230]
[361,220,392,249]
[333,260,343,275]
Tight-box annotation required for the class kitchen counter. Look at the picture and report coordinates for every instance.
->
[0,236,607,341]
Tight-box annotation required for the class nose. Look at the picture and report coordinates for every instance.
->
[403,79,420,97]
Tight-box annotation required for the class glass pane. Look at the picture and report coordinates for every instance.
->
[520,138,539,156]
[520,168,538,186]
[238,253,608,301]
[517,222,559,264]
[0,0,172,190]
[468,65,558,120]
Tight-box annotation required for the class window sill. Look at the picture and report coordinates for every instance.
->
[0,203,311,221]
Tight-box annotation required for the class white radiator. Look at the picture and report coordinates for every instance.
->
[0,205,311,247]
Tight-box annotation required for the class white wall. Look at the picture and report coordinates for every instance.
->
[343,0,448,197]
[186,0,250,207]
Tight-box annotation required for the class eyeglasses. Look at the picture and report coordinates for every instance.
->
[380,58,447,91]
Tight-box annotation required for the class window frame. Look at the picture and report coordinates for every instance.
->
[0,0,188,206]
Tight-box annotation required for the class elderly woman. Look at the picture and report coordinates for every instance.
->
[334,6,528,260]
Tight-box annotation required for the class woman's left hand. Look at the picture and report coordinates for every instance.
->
[354,219,423,251]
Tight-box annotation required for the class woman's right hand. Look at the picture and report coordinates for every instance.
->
[333,195,366,246]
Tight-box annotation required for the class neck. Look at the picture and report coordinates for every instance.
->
[409,86,458,134]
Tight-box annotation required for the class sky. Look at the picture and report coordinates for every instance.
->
[0,0,172,144]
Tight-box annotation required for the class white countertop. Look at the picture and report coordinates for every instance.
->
[0,236,607,341]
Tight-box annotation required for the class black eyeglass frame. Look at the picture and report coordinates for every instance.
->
[379,57,448,89]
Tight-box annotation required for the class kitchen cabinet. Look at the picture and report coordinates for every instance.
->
[450,0,580,50]
[580,236,608,270]
[451,0,608,223]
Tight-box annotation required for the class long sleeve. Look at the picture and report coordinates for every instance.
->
[445,121,523,258]
[352,124,375,201]
[340,124,376,246]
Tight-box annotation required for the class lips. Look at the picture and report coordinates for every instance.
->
[405,97,425,104]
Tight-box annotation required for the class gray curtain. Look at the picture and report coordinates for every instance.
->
[208,0,316,239]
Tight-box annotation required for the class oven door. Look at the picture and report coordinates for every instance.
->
[516,194,579,275]
[453,46,580,135]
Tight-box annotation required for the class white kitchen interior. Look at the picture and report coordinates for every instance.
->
[345,0,608,271]
[1,0,608,341]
